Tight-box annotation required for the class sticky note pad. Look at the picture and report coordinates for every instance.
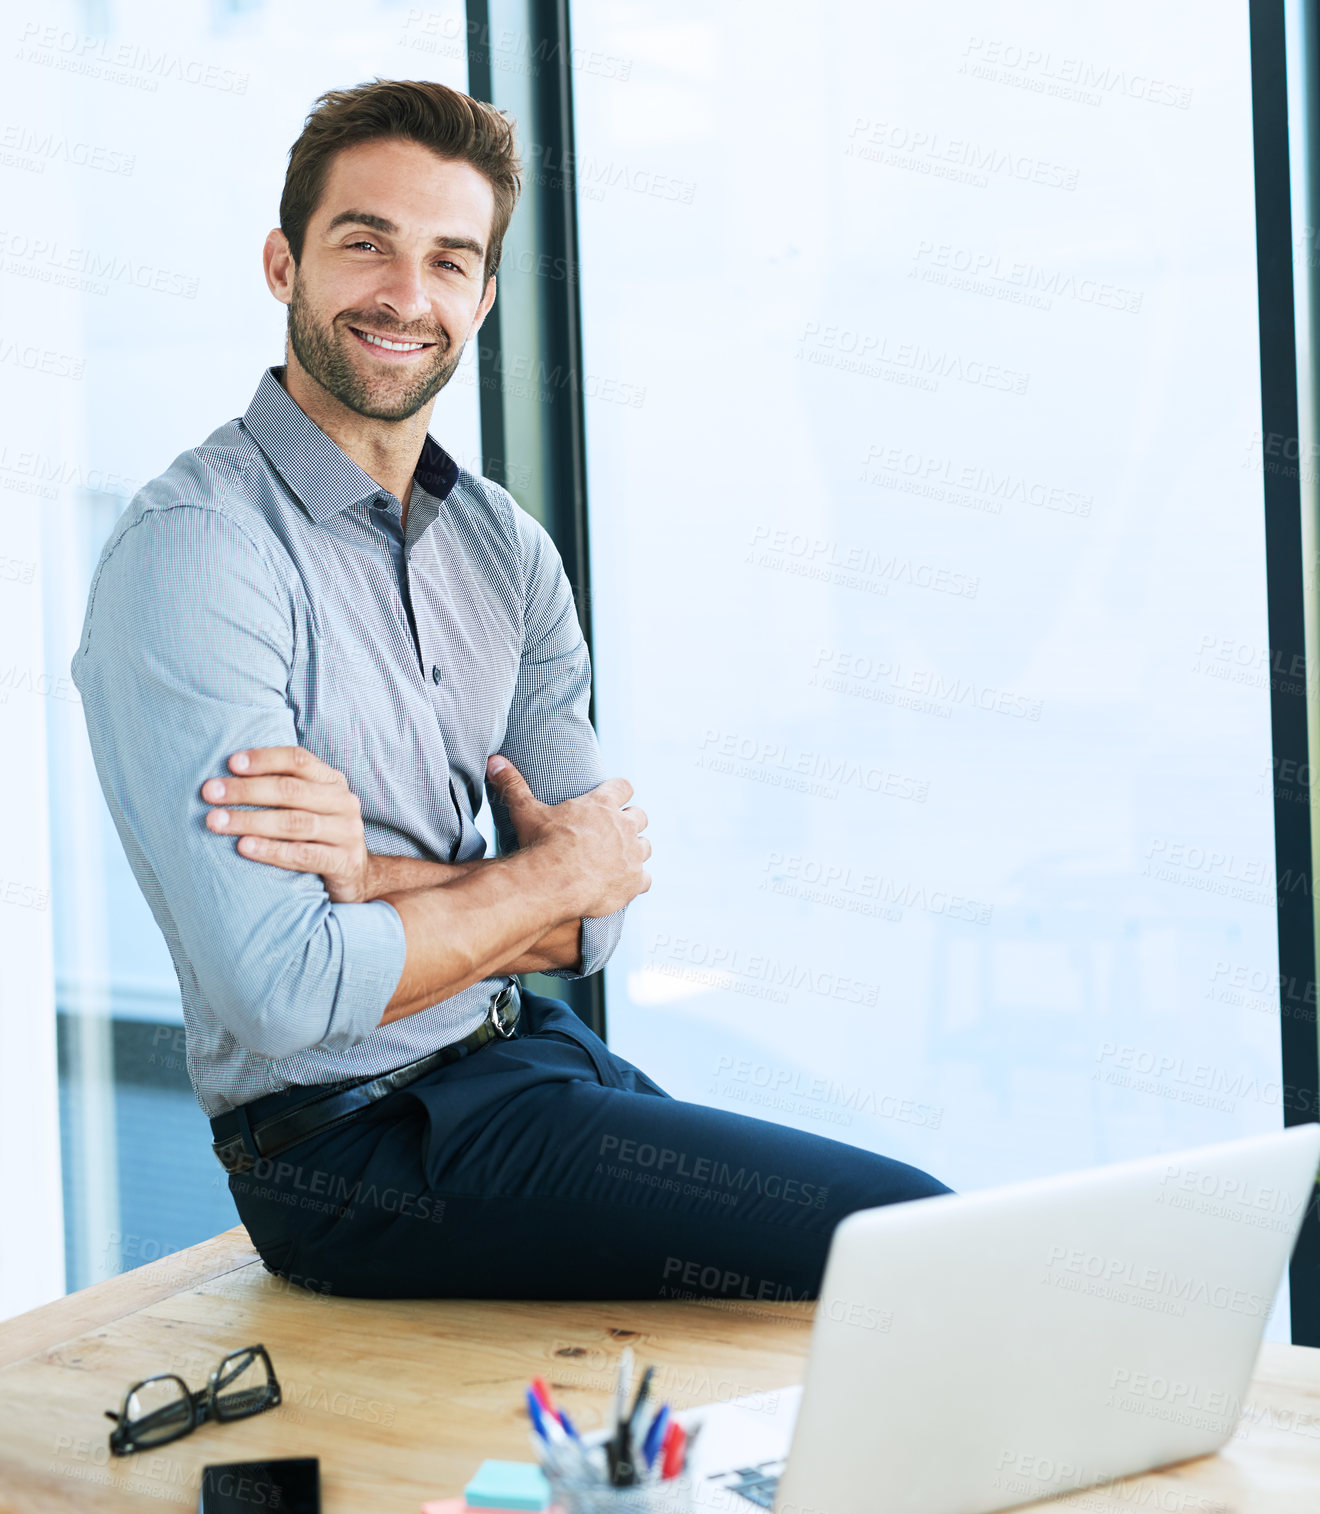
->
[463,1460,551,1511]
[421,1503,553,1514]
[421,1502,543,1514]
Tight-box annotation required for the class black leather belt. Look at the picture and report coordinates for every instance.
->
[210,981,521,1176]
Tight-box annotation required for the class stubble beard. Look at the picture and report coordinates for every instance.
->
[287,274,464,422]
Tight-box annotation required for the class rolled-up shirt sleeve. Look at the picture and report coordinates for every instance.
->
[71,499,406,1059]
[486,500,626,979]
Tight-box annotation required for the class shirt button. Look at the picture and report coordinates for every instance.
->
[432,665,441,684]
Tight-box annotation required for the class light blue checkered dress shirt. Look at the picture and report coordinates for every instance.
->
[71,367,624,1117]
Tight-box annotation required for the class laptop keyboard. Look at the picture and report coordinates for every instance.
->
[710,1460,785,1508]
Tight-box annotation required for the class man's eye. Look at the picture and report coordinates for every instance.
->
[436,259,463,273]
[347,240,380,252]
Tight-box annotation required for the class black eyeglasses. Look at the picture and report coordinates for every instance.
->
[104,1344,280,1456]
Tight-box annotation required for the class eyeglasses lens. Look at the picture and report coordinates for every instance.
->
[124,1377,192,1447]
[214,1348,273,1419]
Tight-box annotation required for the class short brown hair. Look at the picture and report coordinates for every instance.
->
[280,78,521,284]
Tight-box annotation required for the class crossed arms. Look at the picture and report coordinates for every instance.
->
[199,743,650,1024]
[70,501,647,1061]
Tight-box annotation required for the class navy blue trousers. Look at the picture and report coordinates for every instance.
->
[226,991,951,1300]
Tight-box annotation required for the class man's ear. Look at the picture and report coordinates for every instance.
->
[264,228,295,306]
[469,273,498,337]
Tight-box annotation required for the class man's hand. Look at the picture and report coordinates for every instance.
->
[486,756,651,916]
[199,745,645,975]
[201,746,377,904]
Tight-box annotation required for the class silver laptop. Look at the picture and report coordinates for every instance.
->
[681,1124,1320,1514]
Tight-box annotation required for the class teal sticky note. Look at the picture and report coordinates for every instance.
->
[463,1460,550,1511]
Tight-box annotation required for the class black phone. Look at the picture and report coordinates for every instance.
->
[198,1457,320,1514]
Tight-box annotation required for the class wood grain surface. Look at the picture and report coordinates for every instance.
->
[0,1227,1316,1513]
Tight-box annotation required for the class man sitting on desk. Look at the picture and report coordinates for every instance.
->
[71,78,949,1300]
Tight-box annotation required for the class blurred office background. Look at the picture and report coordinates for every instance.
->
[2,0,1318,1345]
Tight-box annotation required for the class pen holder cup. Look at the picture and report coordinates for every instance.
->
[547,1473,693,1514]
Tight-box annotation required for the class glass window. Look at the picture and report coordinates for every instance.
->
[571,0,1292,1332]
[5,0,477,1294]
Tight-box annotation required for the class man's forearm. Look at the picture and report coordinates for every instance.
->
[367,853,582,974]
[504,916,583,973]
[366,853,484,893]
[377,847,586,1024]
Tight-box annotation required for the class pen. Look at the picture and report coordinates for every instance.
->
[614,1346,634,1432]
[609,1347,637,1487]
[608,1420,638,1486]
[528,1387,593,1484]
[660,1420,687,1480]
[641,1402,670,1468]
[526,1387,550,1442]
[531,1375,583,1448]
[627,1365,655,1440]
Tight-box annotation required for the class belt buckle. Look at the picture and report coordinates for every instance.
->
[488,982,519,1038]
[212,1134,255,1175]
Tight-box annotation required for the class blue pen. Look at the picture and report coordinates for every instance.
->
[642,1403,670,1468]
[558,1407,583,1443]
[526,1387,550,1441]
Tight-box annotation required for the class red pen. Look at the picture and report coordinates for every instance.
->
[660,1420,687,1479]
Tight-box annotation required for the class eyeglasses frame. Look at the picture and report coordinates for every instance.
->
[103,1343,280,1457]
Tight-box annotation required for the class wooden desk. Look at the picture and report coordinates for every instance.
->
[0,1226,1317,1513]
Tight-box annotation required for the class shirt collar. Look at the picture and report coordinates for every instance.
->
[240,366,460,523]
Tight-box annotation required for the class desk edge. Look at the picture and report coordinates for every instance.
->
[0,1225,260,1370]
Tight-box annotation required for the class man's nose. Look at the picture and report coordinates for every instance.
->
[371,258,432,326]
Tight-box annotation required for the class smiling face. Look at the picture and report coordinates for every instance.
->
[267,137,498,423]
